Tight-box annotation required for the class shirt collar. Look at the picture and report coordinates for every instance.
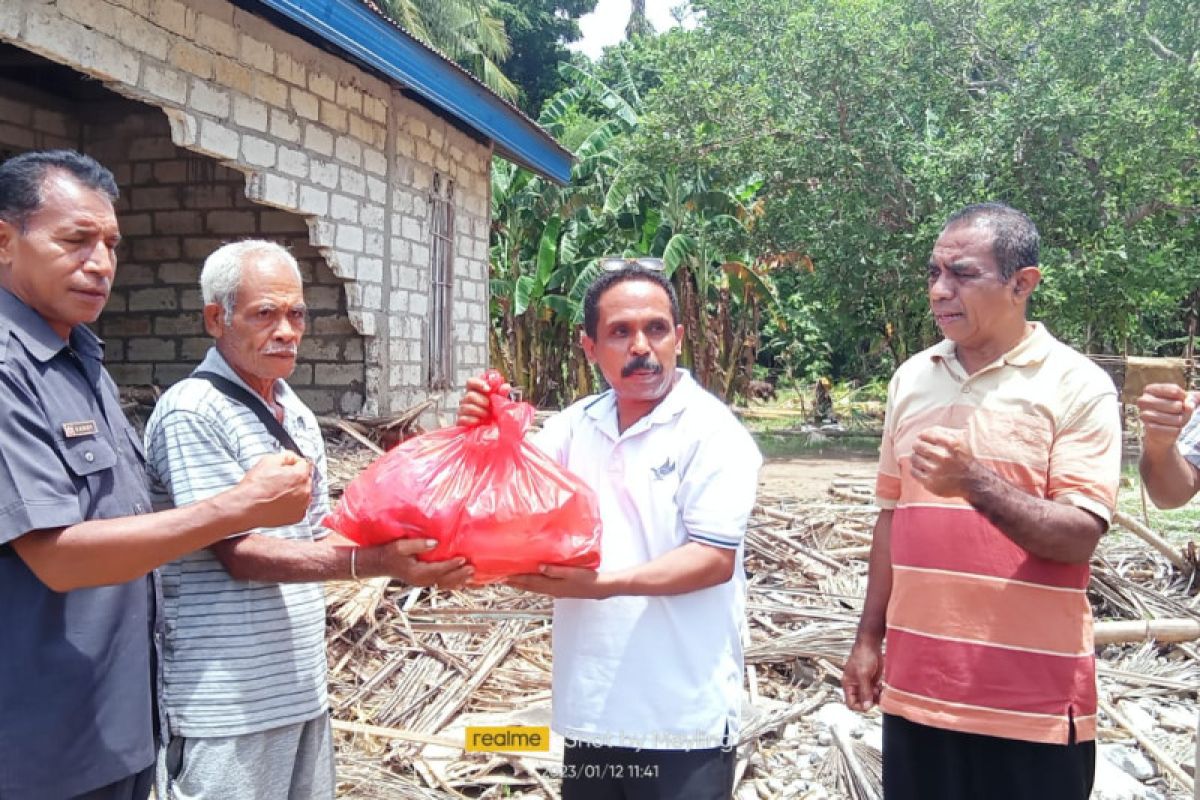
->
[195,347,301,412]
[584,368,696,437]
[0,286,104,363]
[929,321,1052,373]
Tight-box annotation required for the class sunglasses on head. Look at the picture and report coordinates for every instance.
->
[599,257,665,272]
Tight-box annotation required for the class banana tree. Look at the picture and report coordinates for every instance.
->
[608,167,779,400]
[488,61,645,405]
[490,58,779,404]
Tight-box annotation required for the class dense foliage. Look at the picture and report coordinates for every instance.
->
[483,0,1198,399]
[376,0,597,109]
[498,0,598,116]
[633,0,1200,384]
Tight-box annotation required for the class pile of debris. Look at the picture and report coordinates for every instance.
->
[322,432,1200,799]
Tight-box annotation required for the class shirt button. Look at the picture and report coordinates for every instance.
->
[961,385,972,394]
[84,451,95,462]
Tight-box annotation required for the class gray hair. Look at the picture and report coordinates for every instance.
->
[200,240,302,322]
[941,202,1040,281]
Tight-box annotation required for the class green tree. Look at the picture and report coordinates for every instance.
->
[630,0,1199,381]
[377,0,519,99]
[491,61,779,404]
[498,0,598,116]
[626,0,654,40]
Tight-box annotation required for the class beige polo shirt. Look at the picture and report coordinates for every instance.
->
[875,322,1121,744]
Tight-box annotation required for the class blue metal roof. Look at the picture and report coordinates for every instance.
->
[252,0,573,184]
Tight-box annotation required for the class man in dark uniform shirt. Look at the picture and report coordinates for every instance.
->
[0,149,313,799]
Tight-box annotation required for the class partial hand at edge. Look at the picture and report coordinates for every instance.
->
[455,375,513,427]
[1137,383,1198,453]
[842,638,884,713]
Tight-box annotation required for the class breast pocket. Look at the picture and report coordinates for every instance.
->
[54,436,119,517]
[57,435,117,476]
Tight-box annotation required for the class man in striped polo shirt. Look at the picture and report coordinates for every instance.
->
[843,203,1122,799]
[145,240,472,799]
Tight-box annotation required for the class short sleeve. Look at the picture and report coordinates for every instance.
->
[0,371,84,542]
[677,419,763,550]
[144,401,272,542]
[530,408,573,466]
[1048,392,1121,523]
[1177,407,1200,469]
[146,406,246,509]
[875,374,901,509]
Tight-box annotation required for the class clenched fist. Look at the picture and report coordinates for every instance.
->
[456,374,513,427]
[1136,383,1198,454]
[237,451,313,528]
[910,426,976,498]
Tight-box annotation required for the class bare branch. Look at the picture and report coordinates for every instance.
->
[1145,31,1184,62]
[1124,200,1200,229]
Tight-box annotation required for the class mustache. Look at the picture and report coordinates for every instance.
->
[622,355,662,378]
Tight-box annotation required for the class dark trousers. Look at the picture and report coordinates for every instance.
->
[71,765,154,800]
[562,740,736,800]
[883,714,1095,800]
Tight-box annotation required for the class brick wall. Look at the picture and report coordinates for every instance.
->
[0,78,79,155]
[85,103,365,414]
[1,0,495,417]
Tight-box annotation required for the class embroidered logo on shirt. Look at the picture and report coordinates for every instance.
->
[62,420,98,438]
[651,458,676,480]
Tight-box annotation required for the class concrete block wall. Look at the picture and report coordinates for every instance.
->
[387,102,492,412]
[0,78,80,156]
[1,0,495,415]
[85,104,364,415]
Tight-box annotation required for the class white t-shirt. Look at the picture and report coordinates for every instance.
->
[533,369,762,749]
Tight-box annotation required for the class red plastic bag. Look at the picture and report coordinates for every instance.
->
[325,371,602,584]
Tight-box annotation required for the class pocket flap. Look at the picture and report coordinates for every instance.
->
[56,436,117,476]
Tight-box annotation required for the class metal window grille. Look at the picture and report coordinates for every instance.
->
[427,173,455,388]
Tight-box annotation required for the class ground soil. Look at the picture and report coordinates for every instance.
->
[758,452,878,500]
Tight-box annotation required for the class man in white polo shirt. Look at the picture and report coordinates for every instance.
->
[145,240,472,799]
[458,261,762,799]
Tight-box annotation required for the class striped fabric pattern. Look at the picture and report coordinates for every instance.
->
[874,323,1121,745]
[144,348,331,738]
[1178,408,1200,468]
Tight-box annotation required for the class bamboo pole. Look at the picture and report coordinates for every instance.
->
[1112,510,1190,571]
[1099,697,1195,794]
[1094,618,1200,645]
[332,718,460,749]
[733,407,810,419]
[333,419,385,456]
[832,724,881,800]
[1098,663,1196,691]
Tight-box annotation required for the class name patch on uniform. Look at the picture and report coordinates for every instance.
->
[62,420,98,438]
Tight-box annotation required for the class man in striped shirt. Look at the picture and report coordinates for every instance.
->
[843,203,1122,799]
[145,240,472,799]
